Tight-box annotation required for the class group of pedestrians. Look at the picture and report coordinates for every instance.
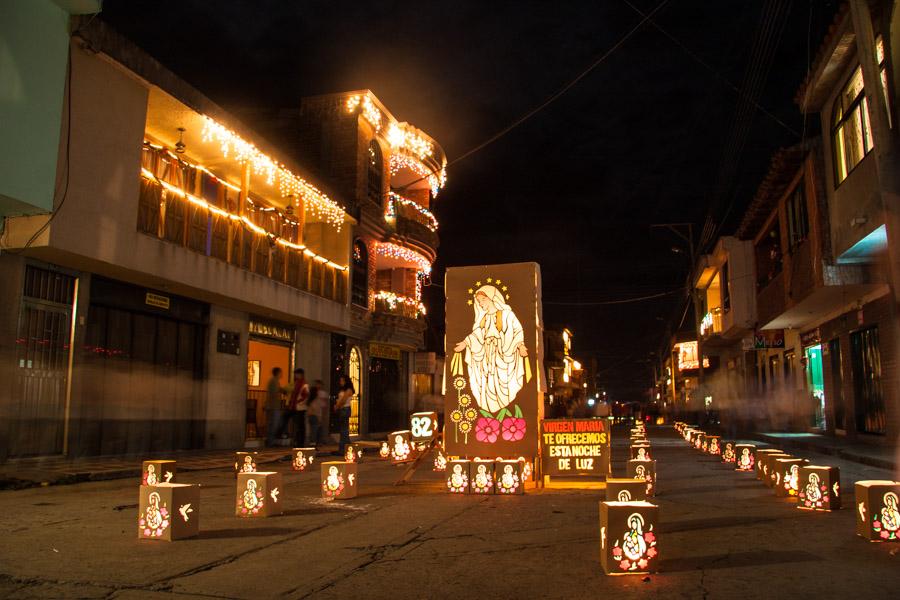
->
[264,367,356,454]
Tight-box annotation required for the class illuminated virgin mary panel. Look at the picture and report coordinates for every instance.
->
[444,263,545,457]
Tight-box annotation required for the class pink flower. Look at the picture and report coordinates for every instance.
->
[638,559,648,569]
[647,547,657,558]
[619,560,631,570]
[881,531,890,539]
[612,546,622,558]
[139,519,145,526]
[475,418,500,443]
[501,417,526,441]
[143,528,151,537]
[644,531,656,543]
[160,508,168,517]
[874,520,882,530]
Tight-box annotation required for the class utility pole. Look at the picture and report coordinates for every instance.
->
[651,223,704,396]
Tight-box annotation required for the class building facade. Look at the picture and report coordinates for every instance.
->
[0,16,356,458]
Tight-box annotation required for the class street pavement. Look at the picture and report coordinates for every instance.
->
[1,426,898,599]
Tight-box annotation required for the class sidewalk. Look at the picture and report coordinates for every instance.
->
[750,431,897,472]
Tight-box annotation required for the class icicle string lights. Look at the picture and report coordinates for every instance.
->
[200,116,346,230]
[386,192,439,231]
[374,290,426,316]
[375,242,432,274]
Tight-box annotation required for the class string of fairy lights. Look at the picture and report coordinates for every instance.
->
[386,191,439,231]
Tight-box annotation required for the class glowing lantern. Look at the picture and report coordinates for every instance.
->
[855,480,900,541]
[378,441,390,459]
[600,501,659,575]
[706,436,721,456]
[518,456,534,482]
[495,459,525,495]
[721,441,736,463]
[627,459,656,497]
[734,444,756,472]
[760,453,791,487]
[606,478,648,502]
[142,460,176,485]
[291,448,316,472]
[754,449,786,481]
[656,416,665,425]
[447,459,471,494]
[236,472,283,517]
[321,461,358,500]
[470,459,495,494]
[433,448,448,472]
[344,444,363,463]
[797,466,841,511]
[410,411,438,443]
[699,434,708,452]
[138,483,199,541]
[694,433,705,451]
[234,452,258,476]
[389,430,413,463]
[630,444,652,461]
[773,458,810,498]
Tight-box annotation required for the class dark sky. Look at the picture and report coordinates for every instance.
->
[101,0,839,401]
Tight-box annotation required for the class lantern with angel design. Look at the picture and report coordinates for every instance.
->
[142,460,176,486]
[760,453,791,487]
[344,444,364,463]
[606,478,647,503]
[496,459,525,495]
[470,459,495,494]
[600,501,659,575]
[234,452,258,476]
[774,458,809,498]
[389,430,413,463]
[797,466,840,511]
[519,456,534,483]
[236,472,282,518]
[627,459,656,497]
[291,448,316,472]
[734,444,756,472]
[433,447,448,472]
[447,459,471,494]
[138,483,199,541]
[855,480,900,541]
[705,436,721,456]
[379,441,390,459]
[755,449,785,481]
[321,461,358,500]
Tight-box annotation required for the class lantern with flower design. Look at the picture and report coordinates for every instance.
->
[630,444,652,461]
[470,459,495,494]
[855,480,900,541]
[773,458,809,498]
[760,453,792,487]
[291,448,316,471]
[321,461,357,500]
[447,459,471,494]
[754,449,786,481]
[606,478,647,503]
[600,500,659,575]
[138,483,199,541]
[627,459,656,497]
[705,436,721,456]
[234,452,258,477]
[734,444,756,472]
[721,440,736,463]
[496,459,525,495]
[389,430,413,463]
[236,472,282,517]
[797,466,840,511]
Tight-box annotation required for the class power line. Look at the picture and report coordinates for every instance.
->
[543,288,684,306]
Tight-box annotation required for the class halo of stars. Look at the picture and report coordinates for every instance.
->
[467,277,511,305]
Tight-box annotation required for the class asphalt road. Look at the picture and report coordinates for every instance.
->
[1,426,898,599]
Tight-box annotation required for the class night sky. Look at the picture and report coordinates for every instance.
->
[101,0,839,402]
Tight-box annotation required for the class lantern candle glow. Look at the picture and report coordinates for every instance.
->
[236,472,282,517]
[855,480,900,541]
[734,444,756,472]
[138,483,199,541]
[627,459,656,497]
[606,477,648,503]
[600,501,659,575]
[797,466,841,511]
[321,461,358,500]
[142,460,176,485]
[291,448,316,471]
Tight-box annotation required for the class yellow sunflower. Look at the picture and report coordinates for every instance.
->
[459,421,472,434]
[464,408,477,421]
[450,409,462,423]
[459,394,472,406]
[453,377,466,390]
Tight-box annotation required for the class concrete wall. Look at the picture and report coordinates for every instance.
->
[205,305,248,449]
[0,0,71,216]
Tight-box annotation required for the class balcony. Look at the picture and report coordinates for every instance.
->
[757,270,786,329]
[385,192,439,257]
[137,146,347,305]
[700,309,724,338]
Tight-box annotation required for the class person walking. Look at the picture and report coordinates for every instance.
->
[307,379,328,447]
[334,374,354,454]
[265,367,289,447]
[288,368,309,447]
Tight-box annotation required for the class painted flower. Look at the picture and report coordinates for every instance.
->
[647,547,657,558]
[475,418,500,443]
[619,560,631,571]
[459,421,472,435]
[638,559,648,569]
[464,408,477,421]
[874,520,882,530]
[453,377,466,390]
[881,530,890,539]
[459,394,472,406]
[644,531,656,543]
[611,546,622,558]
[450,410,463,423]
[501,417,526,441]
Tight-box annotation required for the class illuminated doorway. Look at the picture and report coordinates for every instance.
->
[247,339,292,441]
[804,344,826,430]
[349,346,362,435]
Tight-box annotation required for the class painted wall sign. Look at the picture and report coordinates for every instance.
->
[145,292,170,310]
[540,418,610,476]
[754,330,785,349]
[444,263,545,458]
[249,319,294,343]
[370,343,402,361]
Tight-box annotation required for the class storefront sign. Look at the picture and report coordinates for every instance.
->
[249,319,294,343]
[800,328,821,347]
[145,292,170,310]
[444,263,545,458]
[370,343,402,361]
[754,330,785,349]
[540,418,610,477]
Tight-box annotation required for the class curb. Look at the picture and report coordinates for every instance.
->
[750,433,896,472]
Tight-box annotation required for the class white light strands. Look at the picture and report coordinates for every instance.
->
[200,116,346,230]
[375,242,432,274]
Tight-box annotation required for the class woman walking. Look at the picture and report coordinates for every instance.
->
[334,374,354,455]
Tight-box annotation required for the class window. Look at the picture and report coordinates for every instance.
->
[755,220,782,288]
[876,35,892,128]
[832,66,873,184]
[349,346,362,435]
[367,140,383,206]
[351,239,369,307]
[850,327,885,434]
[785,182,809,250]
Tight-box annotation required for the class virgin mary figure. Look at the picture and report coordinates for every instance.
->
[454,285,528,414]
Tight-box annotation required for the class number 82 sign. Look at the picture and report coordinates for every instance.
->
[410,412,438,443]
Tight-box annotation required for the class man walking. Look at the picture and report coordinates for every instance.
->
[288,368,309,447]
[265,367,289,447]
